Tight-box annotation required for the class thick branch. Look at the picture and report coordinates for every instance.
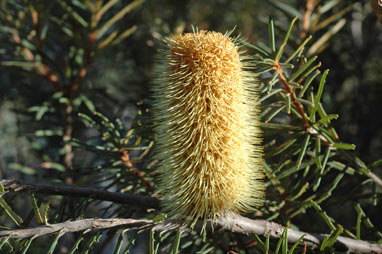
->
[0,179,160,209]
[0,214,381,254]
[1,179,381,253]
[214,213,382,254]
[0,218,151,239]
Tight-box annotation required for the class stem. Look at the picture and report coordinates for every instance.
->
[0,179,160,209]
[1,213,381,254]
[274,61,310,130]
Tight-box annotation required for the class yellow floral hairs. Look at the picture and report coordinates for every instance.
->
[152,29,264,228]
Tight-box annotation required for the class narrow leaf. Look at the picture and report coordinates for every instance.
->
[355,204,363,239]
[172,228,182,254]
[310,70,329,121]
[96,0,144,39]
[332,143,356,150]
[0,234,11,250]
[46,230,64,254]
[290,56,318,82]
[31,194,43,224]
[268,17,276,56]
[20,237,34,254]
[112,26,137,46]
[310,201,336,231]
[113,230,126,254]
[240,39,270,57]
[0,197,23,226]
[58,0,88,27]
[253,234,266,252]
[267,0,302,18]
[285,35,312,64]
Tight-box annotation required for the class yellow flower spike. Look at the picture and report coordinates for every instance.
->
[152,30,264,229]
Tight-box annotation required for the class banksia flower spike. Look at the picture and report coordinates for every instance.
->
[152,29,264,228]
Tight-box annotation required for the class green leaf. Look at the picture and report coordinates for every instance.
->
[283,16,299,44]
[97,30,119,50]
[297,135,310,170]
[290,57,318,83]
[310,201,336,231]
[332,143,356,150]
[0,197,23,226]
[171,228,182,254]
[267,0,302,19]
[265,137,298,158]
[275,226,288,254]
[68,230,88,254]
[112,26,138,46]
[80,95,96,112]
[20,237,34,254]
[122,233,137,254]
[96,0,144,39]
[259,88,283,103]
[8,162,36,175]
[316,173,344,203]
[310,70,328,121]
[78,113,97,127]
[43,202,50,225]
[276,42,286,62]
[268,17,276,56]
[46,230,64,254]
[81,233,102,254]
[31,194,43,224]
[149,229,156,254]
[0,61,36,70]
[241,39,270,57]
[152,214,167,223]
[355,204,363,239]
[0,234,11,250]
[57,0,88,27]
[285,35,312,64]
[97,0,119,18]
[265,105,286,123]
[113,230,126,254]
[317,114,339,126]
[298,70,320,98]
[253,234,266,252]
[320,225,343,251]
[41,162,66,172]
[35,129,63,137]
[282,224,288,254]
[290,182,309,201]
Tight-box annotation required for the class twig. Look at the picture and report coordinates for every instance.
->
[10,30,62,92]
[273,61,310,129]
[1,214,381,254]
[69,31,95,93]
[0,179,160,209]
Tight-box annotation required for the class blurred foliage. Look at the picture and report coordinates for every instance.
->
[0,0,381,253]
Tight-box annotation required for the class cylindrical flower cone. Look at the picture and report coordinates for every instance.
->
[152,30,264,228]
